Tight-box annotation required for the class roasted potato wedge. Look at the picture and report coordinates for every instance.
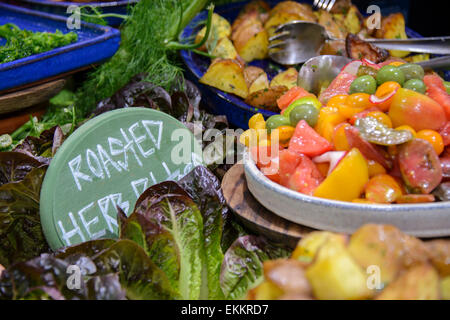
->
[425,240,450,277]
[269,1,316,22]
[211,37,238,60]
[264,259,312,295]
[306,241,373,300]
[441,276,450,300]
[405,54,430,64]
[245,86,288,111]
[239,0,271,24]
[232,16,269,62]
[344,5,363,34]
[244,66,265,88]
[270,67,299,90]
[247,280,284,300]
[195,13,231,51]
[375,13,409,58]
[320,40,346,56]
[346,33,389,63]
[348,224,429,285]
[200,59,248,98]
[249,72,269,94]
[318,10,347,39]
[264,12,300,37]
[329,0,352,14]
[376,264,440,300]
[291,231,347,263]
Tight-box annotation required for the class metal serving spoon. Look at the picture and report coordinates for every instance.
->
[297,55,450,95]
[269,21,450,65]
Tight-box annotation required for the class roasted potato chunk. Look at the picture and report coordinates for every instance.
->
[320,40,346,56]
[211,37,238,60]
[405,54,430,64]
[245,86,288,111]
[232,16,269,62]
[270,67,299,90]
[239,0,271,24]
[249,72,269,94]
[269,1,316,22]
[306,241,373,300]
[195,13,231,51]
[344,5,362,34]
[264,259,312,295]
[348,224,429,285]
[425,240,450,277]
[317,10,346,39]
[244,66,265,88]
[441,276,450,300]
[291,231,347,263]
[376,264,440,300]
[264,12,300,37]
[375,13,409,58]
[247,280,284,300]
[200,59,248,98]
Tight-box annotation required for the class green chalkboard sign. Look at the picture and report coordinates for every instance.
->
[40,108,203,250]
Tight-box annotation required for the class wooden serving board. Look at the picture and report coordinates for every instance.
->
[222,163,314,248]
[0,78,66,115]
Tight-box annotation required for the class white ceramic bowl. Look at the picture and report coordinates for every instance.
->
[244,155,450,238]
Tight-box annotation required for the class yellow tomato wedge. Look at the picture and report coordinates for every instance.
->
[313,148,369,201]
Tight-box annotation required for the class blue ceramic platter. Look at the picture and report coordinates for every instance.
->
[17,0,137,27]
[180,0,449,129]
[0,3,121,93]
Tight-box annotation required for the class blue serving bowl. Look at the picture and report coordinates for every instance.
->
[180,0,449,129]
[15,0,137,26]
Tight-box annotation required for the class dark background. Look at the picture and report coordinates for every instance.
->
[354,0,449,36]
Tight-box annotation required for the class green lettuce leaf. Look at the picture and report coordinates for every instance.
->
[178,166,228,299]
[122,181,206,300]
[220,235,290,300]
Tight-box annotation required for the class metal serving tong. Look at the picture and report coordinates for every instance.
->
[268,21,450,65]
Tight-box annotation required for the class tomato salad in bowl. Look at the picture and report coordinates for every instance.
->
[241,59,450,205]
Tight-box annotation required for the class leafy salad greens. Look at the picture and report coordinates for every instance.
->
[0,23,77,64]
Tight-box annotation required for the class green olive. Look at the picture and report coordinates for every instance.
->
[283,96,321,119]
[0,134,12,149]
[289,104,319,127]
[376,65,406,86]
[357,65,378,78]
[266,115,291,133]
[403,79,426,94]
[398,63,425,81]
[349,75,377,95]
[444,81,450,94]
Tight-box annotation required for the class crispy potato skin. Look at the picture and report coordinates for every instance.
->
[270,67,298,90]
[245,85,288,111]
[269,1,316,22]
[232,16,269,62]
[426,240,450,277]
[199,59,248,99]
[244,66,265,88]
[249,72,269,94]
[211,37,238,60]
[376,264,440,300]
[375,13,409,58]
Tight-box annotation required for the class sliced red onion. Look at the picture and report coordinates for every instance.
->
[362,58,381,70]
[341,60,363,76]
[313,151,347,175]
[369,88,399,104]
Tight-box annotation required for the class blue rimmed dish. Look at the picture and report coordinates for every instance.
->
[16,0,137,26]
[0,3,121,93]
